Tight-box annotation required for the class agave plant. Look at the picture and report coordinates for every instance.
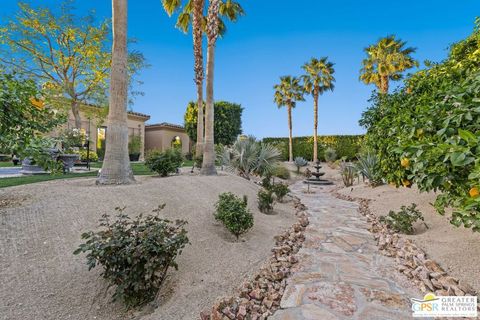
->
[222,136,281,179]
[294,157,308,173]
[355,153,383,186]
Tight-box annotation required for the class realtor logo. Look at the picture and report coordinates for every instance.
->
[411,293,478,318]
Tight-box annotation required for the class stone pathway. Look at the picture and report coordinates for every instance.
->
[271,182,420,320]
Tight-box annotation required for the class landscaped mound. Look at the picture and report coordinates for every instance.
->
[0,174,296,320]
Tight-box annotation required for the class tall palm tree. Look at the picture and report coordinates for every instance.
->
[200,0,220,175]
[97,0,134,185]
[302,57,335,162]
[360,35,418,94]
[274,76,305,162]
[162,0,244,157]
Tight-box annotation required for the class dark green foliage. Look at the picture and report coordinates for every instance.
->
[257,189,275,214]
[74,205,190,307]
[263,135,363,161]
[145,148,183,177]
[214,192,253,239]
[271,165,291,180]
[184,101,243,145]
[360,21,480,231]
[271,182,290,202]
[380,204,427,235]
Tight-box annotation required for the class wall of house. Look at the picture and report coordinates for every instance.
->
[145,127,190,155]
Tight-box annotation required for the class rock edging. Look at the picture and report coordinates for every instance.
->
[200,198,309,320]
[331,189,478,299]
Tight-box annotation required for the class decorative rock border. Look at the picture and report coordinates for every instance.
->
[200,199,309,320]
[332,189,478,299]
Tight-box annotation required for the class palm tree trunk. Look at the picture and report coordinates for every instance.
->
[313,89,319,162]
[201,0,220,175]
[380,75,389,94]
[193,0,204,157]
[288,104,293,162]
[71,99,82,129]
[97,0,134,185]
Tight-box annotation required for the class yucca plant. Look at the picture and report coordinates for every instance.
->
[222,136,281,179]
[294,156,308,173]
[355,153,383,186]
[340,162,357,187]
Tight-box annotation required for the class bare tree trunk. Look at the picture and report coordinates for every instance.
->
[201,0,220,176]
[313,89,319,162]
[193,0,205,157]
[97,0,134,185]
[288,105,293,162]
[71,99,82,129]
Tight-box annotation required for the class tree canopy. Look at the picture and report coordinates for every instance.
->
[184,100,243,146]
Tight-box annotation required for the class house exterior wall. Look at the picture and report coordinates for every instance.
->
[144,126,191,155]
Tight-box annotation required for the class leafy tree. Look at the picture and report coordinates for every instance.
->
[184,101,243,145]
[273,76,305,162]
[360,21,480,231]
[97,0,134,185]
[0,1,146,129]
[301,57,335,162]
[359,35,418,94]
[0,73,64,153]
[162,0,244,156]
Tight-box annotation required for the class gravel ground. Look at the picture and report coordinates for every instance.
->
[0,172,296,320]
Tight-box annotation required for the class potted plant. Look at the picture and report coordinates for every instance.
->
[128,135,142,161]
[57,129,82,172]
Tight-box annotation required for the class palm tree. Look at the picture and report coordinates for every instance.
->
[302,57,335,162]
[274,76,305,162]
[360,35,418,94]
[162,0,244,157]
[97,0,134,185]
[200,0,220,175]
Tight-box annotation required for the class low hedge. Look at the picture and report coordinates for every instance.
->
[263,135,364,161]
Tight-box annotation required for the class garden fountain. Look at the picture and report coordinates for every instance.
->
[304,161,333,185]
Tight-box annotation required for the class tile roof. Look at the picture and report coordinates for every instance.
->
[146,122,185,130]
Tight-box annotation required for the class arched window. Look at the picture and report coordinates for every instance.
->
[171,136,182,149]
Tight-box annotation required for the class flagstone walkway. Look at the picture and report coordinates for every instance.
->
[271,182,420,320]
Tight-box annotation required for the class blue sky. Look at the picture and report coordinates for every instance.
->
[3,1,480,138]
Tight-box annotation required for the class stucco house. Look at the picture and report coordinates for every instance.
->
[144,123,191,155]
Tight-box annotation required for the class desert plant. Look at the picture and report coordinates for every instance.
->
[271,164,291,180]
[73,205,189,307]
[214,192,253,239]
[324,147,337,163]
[355,152,383,186]
[380,203,427,234]
[294,156,308,173]
[271,182,290,202]
[223,136,281,179]
[340,162,357,187]
[257,188,275,214]
[145,148,184,177]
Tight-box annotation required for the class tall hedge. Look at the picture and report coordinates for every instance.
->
[262,135,364,161]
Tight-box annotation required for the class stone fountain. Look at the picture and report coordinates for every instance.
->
[304,161,333,185]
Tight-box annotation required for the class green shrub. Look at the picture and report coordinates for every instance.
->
[74,205,189,307]
[257,189,275,214]
[77,150,99,162]
[145,148,183,177]
[271,165,291,180]
[214,192,253,239]
[263,135,363,161]
[271,182,290,202]
[128,135,142,155]
[324,147,337,163]
[380,203,427,235]
[355,153,383,186]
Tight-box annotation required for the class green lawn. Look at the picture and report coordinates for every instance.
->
[0,160,198,189]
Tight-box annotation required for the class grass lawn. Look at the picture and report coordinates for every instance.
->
[0,162,15,167]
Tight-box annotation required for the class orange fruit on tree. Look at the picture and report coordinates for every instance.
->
[400,158,410,168]
[402,179,411,187]
[469,187,480,198]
